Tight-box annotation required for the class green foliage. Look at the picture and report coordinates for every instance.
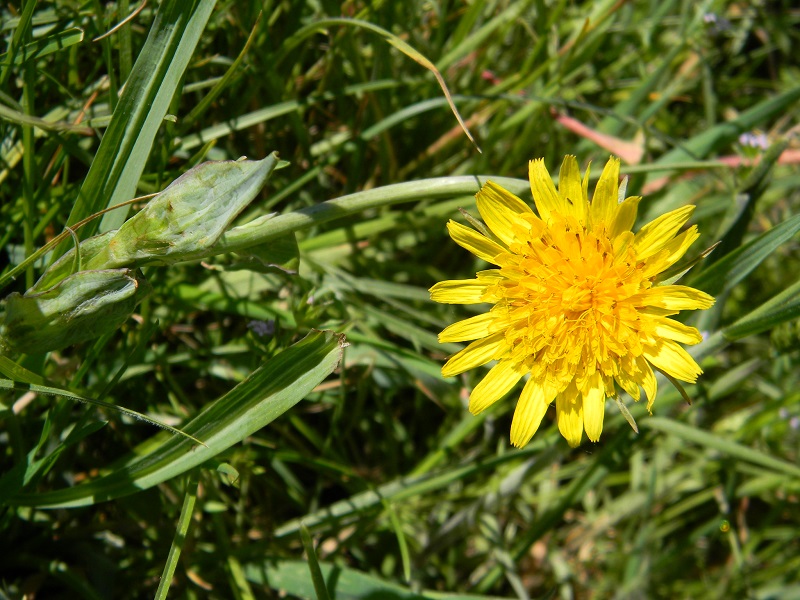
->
[2,1,800,599]
[2,268,151,353]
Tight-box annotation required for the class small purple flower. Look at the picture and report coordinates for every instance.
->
[790,416,800,431]
[739,132,769,150]
[703,13,732,33]
[248,319,275,337]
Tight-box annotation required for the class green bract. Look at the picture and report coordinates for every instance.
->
[33,155,280,292]
[1,155,280,354]
[1,269,151,354]
[93,155,280,266]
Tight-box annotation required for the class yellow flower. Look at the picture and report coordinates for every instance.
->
[430,156,714,448]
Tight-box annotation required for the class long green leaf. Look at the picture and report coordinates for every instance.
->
[0,0,35,88]
[723,277,800,340]
[244,559,507,600]
[300,524,332,600]
[706,139,789,265]
[643,417,800,479]
[11,329,345,508]
[0,354,45,385]
[0,27,84,66]
[0,101,92,133]
[0,378,204,446]
[692,212,800,297]
[647,85,800,182]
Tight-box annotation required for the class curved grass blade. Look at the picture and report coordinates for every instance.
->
[707,139,790,264]
[178,12,262,134]
[0,354,45,385]
[0,0,35,88]
[0,101,92,134]
[275,17,479,152]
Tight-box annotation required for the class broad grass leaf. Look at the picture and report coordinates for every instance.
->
[11,330,345,508]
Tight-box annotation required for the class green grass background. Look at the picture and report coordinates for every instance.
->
[2,1,800,598]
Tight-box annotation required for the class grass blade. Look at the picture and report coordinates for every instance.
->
[300,524,332,600]
[154,471,199,600]
[11,330,345,508]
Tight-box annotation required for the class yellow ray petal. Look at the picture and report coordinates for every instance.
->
[582,372,606,442]
[615,370,641,401]
[510,377,555,447]
[439,311,499,343]
[634,205,695,260]
[639,306,679,318]
[446,220,507,264]
[612,230,635,258]
[590,156,620,229]
[653,317,703,345]
[469,359,525,414]
[442,332,506,377]
[558,155,588,224]
[644,340,703,384]
[475,182,534,246]
[429,271,502,304]
[556,383,583,447]
[641,226,700,278]
[632,285,715,311]
[659,225,699,268]
[582,161,591,212]
[609,196,641,239]
[635,356,658,411]
[528,158,562,222]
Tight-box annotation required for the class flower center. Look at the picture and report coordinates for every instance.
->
[496,216,654,386]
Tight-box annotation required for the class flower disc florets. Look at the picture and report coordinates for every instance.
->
[430,156,714,447]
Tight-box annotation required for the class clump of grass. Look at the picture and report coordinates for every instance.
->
[1,2,800,599]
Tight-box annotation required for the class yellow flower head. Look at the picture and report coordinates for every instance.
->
[430,156,714,448]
